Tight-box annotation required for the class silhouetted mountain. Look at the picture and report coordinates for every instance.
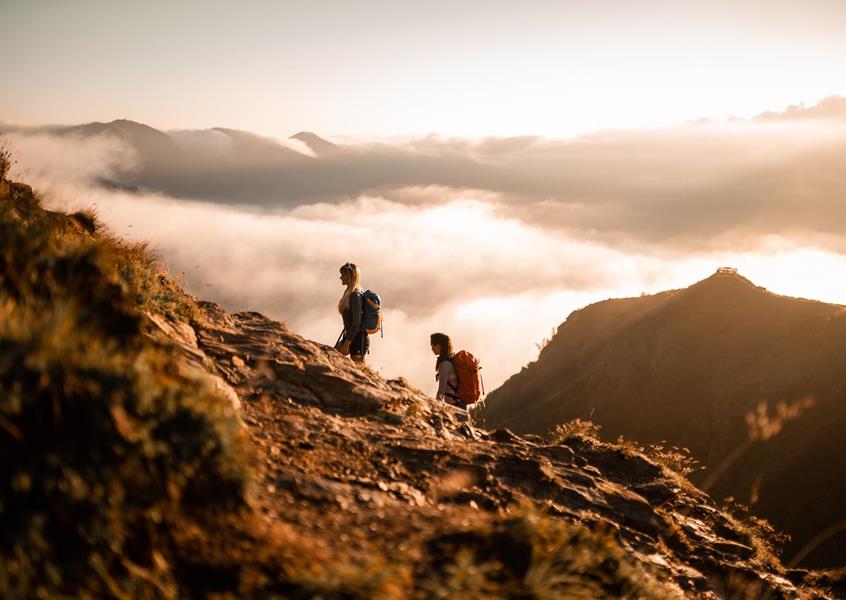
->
[486,269,846,568]
[43,120,326,202]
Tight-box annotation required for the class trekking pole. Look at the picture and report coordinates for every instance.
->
[477,372,486,424]
[481,373,486,396]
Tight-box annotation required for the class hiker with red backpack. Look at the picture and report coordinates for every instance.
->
[430,332,484,422]
[335,262,381,366]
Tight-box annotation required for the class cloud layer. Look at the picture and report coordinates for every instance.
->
[4,97,846,392]
[10,99,846,251]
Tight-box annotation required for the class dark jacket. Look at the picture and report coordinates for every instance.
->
[341,291,365,343]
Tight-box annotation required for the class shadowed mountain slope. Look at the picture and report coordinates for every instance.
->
[0,119,525,206]
[62,119,180,168]
[1,166,842,597]
[485,270,846,569]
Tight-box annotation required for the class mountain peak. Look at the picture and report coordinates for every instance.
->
[63,119,175,149]
[57,120,176,169]
[688,267,760,293]
[107,118,150,127]
[78,118,166,136]
[290,131,340,155]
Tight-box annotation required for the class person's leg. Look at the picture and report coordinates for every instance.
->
[349,332,368,367]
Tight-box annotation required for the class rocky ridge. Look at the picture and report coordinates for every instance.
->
[146,299,834,598]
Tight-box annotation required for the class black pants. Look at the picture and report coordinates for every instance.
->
[349,331,370,357]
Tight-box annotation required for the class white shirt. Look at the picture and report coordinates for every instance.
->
[436,360,459,402]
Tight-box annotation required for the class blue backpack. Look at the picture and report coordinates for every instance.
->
[361,289,382,337]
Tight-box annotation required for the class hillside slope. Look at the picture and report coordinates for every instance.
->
[485,271,846,569]
[0,168,841,598]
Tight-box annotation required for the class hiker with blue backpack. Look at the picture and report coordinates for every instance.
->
[430,332,484,422]
[335,262,381,366]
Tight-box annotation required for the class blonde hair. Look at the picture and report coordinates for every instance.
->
[338,262,362,312]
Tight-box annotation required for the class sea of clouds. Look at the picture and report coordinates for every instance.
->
[4,96,846,393]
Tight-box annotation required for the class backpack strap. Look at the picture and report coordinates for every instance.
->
[355,292,370,352]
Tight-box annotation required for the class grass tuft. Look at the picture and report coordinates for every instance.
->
[0,138,12,182]
[614,436,702,478]
[70,207,100,235]
[419,504,683,599]
[547,418,602,443]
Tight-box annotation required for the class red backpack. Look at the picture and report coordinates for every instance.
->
[450,350,484,405]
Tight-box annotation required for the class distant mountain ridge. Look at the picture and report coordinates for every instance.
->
[4,119,339,204]
[486,269,846,568]
[1,118,326,164]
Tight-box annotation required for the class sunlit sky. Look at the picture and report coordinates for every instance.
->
[2,0,846,137]
[4,0,846,390]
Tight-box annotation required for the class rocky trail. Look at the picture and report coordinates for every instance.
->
[147,300,836,598]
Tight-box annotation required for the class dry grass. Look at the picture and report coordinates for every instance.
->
[547,418,602,443]
[614,436,702,478]
[719,498,790,571]
[0,177,248,598]
[548,419,701,479]
[417,503,683,600]
[0,138,12,181]
[701,397,816,492]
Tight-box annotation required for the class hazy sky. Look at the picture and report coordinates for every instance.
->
[3,0,846,137]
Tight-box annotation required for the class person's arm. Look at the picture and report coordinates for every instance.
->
[348,292,363,338]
